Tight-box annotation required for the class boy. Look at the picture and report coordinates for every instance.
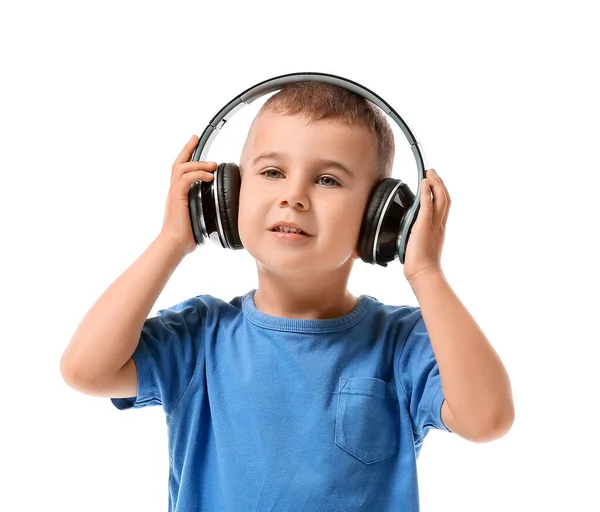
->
[60,82,514,511]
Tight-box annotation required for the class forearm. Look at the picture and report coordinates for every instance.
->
[409,270,514,434]
[60,235,186,387]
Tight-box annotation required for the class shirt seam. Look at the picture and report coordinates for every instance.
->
[394,310,424,404]
[165,297,204,419]
[243,297,374,333]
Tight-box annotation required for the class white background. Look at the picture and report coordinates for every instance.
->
[1,0,598,510]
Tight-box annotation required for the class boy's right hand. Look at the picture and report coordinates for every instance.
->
[158,135,217,257]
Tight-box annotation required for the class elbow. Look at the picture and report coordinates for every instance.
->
[60,355,78,389]
[473,406,515,443]
[60,353,72,383]
[60,353,86,390]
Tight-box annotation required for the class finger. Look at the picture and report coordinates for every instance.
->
[426,169,447,224]
[417,178,433,226]
[174,160,217,178]
[173,135,200,167]
[429,169,451,226]
[176,169,215,194]
[171,160,218,187]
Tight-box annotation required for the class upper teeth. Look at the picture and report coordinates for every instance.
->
[275,226,302,233]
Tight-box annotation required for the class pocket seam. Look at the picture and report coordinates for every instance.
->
[335,377,400,465]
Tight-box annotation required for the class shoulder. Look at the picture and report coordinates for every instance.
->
[367,295,420,320]
[140,293,240,338]
[366,296,423,337]
[158,290,250,318]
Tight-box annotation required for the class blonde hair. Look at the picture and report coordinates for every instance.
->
[255,81,395,181]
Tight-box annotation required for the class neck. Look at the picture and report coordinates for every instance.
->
[253,262,358,320]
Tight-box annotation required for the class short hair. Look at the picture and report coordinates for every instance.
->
[255,81,395,182]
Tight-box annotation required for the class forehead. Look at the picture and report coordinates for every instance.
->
[244,111,378,174]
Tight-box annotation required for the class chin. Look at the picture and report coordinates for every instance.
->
[254,254,318,276]
[242,231,355,273]
[254,251,355,278]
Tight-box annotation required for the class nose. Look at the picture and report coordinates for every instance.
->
[278,178,310,210]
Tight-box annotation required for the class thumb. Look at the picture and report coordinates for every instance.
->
[416,178,433,226]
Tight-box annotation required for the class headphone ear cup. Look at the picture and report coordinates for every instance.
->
[188,180,206,246]
[358,178,415,267]
[217,162,244,250]
[394,181,418,264]
[358,179,399,265]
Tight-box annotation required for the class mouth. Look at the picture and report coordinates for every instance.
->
[269,225,313,241]
[269,223,312,236]
[270,227,309,236]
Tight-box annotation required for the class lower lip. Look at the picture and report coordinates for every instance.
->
[270,230,312,241]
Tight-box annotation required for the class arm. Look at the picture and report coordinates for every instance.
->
[60,235,186,389]
[60,135,218,391]
[410,270,514,442]
[403,169,514,443]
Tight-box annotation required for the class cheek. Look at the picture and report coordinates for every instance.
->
[237,184,261,237]
[326,198,366,233]
[236,195,250,234]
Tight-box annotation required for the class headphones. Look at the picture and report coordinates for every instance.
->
[188,72,428,266]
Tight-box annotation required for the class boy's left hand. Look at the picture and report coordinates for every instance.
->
[403,169,451,284]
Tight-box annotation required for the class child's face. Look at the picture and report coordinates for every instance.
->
[237,111,379,276]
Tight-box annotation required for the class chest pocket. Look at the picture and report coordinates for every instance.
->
[335,376,399,465]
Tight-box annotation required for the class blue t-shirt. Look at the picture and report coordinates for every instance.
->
[111,289,452,511]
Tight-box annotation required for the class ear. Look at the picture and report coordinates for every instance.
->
[352,246,361,260]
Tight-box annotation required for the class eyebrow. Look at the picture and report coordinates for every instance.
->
[251,151,355,178]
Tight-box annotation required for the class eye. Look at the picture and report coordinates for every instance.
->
[261,168,283,179]
[260,169,341,188]
[317,175,341,187]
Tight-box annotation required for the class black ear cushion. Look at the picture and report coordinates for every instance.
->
[188,180,204,246]
[217,162,244,249]
[358,178,399,264]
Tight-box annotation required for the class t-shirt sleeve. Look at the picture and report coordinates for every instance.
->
[110,296,206,415]
[395,311,452,442]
